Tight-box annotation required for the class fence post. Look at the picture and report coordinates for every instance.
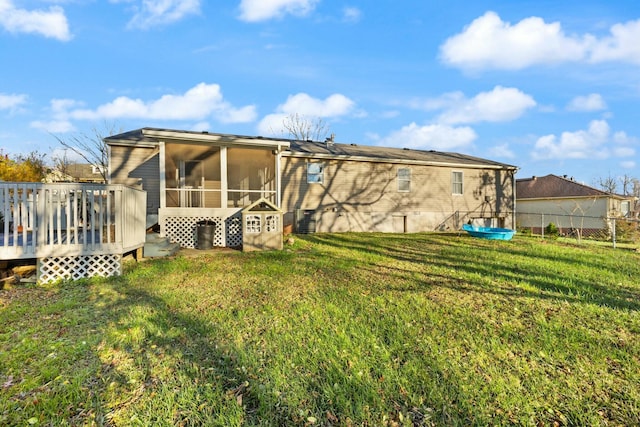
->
[611,217,616,249]
[541,213,545,239]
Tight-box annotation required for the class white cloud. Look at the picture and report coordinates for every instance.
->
[342,7,361,23]
[440,12,588,70]
[278,93,355,117]
[425,86,536,125]
[378,123,477,151]
[257,92,356,135]
[257,113,289,136]
[0,93,27,110]
[440,12,640,70]
[566,93,606,112]
[620,160,636,169]
[531,120,633,160]
[30,120,75,133]
[590,19,640,65]
[487,143,515,159]
[239,0,319,22]
[60,83,256,123]
[0,0,71,41]
[116,0,201,29]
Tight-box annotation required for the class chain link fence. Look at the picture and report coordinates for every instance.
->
[516,212,640,249]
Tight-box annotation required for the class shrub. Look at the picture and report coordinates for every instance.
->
[545,222,559,237]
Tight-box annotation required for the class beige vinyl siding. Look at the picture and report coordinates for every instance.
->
[516,197,610,231]
[281,156,514,232]
[109,145,160,215]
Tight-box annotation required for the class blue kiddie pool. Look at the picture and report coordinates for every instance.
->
[462,224,516,241]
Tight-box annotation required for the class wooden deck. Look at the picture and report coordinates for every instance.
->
[1,182,146,282]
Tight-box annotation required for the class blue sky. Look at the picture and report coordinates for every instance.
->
[1,0,639,185]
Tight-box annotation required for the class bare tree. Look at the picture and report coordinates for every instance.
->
[280,113,331,142]
[51,122,119,183]
[51,149,72,180]
[595,173,618,194]
[619,174,635,196]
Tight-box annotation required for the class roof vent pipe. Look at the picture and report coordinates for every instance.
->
[325,133,335,145]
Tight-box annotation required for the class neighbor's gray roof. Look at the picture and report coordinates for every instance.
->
[516,174,623,199]
[285,140,517,169]
[105,127,517,170]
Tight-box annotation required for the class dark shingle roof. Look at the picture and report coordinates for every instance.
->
[105,127,517,170]
[516,174,614,199]
[286,140,517,169]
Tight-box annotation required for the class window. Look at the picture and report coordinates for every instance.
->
[621,201,631,217]
[246,215,261,233]
[307,163,324,184]
[452,171,463,195]
[398,168,411,192]
[265,215,278,232]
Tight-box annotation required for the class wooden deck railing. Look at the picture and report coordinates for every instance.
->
[0,183,146,260]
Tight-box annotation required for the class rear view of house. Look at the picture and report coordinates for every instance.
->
[281,140,518,233]
[106,128,518,249]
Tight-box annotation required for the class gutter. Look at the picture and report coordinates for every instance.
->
[282,151,518,171]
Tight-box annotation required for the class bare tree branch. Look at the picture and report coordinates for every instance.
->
[594,173,618,194]
[51,122,120,183]
[279,113,331,141]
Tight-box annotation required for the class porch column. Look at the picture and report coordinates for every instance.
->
[159,141,166,210]
[220,146,228,208]
[275,146,282,207]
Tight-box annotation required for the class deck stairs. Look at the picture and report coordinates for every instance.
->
[143,232,181,258]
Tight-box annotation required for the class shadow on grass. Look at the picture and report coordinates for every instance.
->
[301,233,640,312]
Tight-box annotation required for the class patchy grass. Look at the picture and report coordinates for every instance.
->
[1,233,640,426]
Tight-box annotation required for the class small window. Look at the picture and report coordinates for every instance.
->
[398,168,411,192]
[246,215,261,234]
[265,215,278,232]
[307,163,324,184]
[452,171,463,195]
[621,201,631,217]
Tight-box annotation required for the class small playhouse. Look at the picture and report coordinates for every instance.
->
[241,198,283,251]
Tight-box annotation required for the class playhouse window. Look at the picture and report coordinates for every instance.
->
[246,215,261,233]
[265,215,278,232]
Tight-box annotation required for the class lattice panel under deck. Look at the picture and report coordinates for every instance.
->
[226,215,242,247]
[164,216,222,248]
[38,254,121,283]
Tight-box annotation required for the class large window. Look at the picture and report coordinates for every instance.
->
[452,171,463,195]
[307,163,324,184]
[398,168,411,192]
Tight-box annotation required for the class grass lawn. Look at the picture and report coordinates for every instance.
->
[1,233,639,426]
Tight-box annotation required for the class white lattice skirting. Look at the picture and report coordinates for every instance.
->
[164,214,243,248]
[38,254,122,283]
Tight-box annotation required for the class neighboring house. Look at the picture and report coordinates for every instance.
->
[105,128,518,248]
[516,174,635,235]
[46,163,106,183]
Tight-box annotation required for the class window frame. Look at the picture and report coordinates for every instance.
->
[265,214,278,232]
[306,163,324,184]
[451,171,464,195]
[246,214,261,234]
[397,167,411,192]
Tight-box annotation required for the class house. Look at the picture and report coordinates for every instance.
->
[516,174,635,236]
[105,128,518,248]
[45,163,106,183]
